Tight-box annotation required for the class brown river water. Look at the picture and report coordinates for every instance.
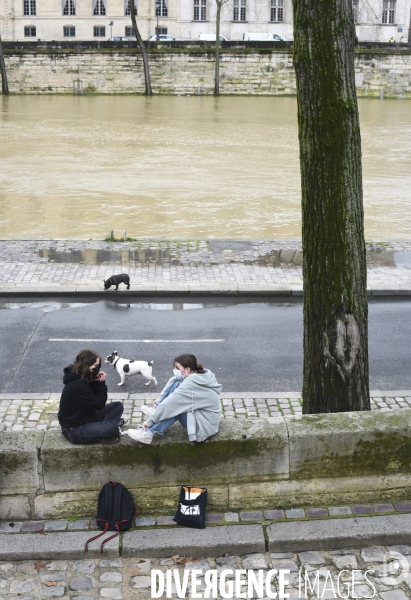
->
[1,95,410,240]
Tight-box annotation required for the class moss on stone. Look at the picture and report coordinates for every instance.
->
[99,436,269,471]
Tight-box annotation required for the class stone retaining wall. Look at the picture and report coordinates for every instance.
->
[2,46,411,96]
[1,410,411,520]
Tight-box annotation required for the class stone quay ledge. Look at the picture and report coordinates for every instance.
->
[2,408,411,523]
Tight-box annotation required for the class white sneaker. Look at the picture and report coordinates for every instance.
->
[141,404,155,417]
[127,428,153,445]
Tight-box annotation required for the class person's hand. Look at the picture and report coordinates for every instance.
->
[142,421,148,429]
[95,371,106,382]
[153,400,158,407]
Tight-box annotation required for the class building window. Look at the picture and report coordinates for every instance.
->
[382,0,395,23]
[24,25,36,36]
[23,0,36,15]
[194,0,206,21]
[94,25,106,35]
[270,0,283,22]
[352,0,358,22]
[157,27,167,34]
[93,0,106,15]
[156,0,168,18]
[63,0,76,14]
[125,26,135,35]
[125,0,137,15]
[64,25,75,36]
[233,0,246,20]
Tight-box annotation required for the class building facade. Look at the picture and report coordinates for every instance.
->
[0,0,410,42]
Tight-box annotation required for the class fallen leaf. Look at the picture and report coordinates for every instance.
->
[35,562,46,569]
[130,569,140,576]
[45,582,57,587]
[172,556,198,565]
[172,557,185,564]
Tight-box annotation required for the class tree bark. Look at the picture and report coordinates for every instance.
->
[292,0,370,413]
[214,1,222,96]
[0,34,9,95]
[130,5,152,95]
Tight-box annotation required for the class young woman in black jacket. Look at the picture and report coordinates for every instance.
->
[58,348,125,444]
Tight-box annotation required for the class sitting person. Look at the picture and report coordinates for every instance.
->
[127,353,222,445]
[58,348,126,444]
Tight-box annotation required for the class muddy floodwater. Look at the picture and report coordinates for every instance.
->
[1,95,410,240]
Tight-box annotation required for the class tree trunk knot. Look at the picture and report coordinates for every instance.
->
[323,313,360,381]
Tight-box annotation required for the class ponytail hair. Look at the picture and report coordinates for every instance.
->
[173,354,206,374]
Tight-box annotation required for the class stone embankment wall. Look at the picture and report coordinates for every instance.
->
[2,410,411,520]
[2,42,411,96]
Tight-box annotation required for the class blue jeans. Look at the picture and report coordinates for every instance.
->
[149,411,188,435]
[61,401,124,444]
[148,379,187,435]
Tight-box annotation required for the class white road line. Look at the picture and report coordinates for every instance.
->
[49,338,225,343]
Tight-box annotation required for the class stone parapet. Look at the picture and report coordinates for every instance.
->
[2,410,411,521]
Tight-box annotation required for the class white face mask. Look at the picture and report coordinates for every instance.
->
[173,368,184,380]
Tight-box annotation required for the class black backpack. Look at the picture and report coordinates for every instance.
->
[85,481,136,552]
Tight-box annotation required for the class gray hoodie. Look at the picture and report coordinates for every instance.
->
[146,370,222,442]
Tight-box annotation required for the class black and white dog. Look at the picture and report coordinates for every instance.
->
[103,274,130,291]
[105,351,158,387]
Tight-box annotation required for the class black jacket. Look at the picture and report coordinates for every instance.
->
[58,367,108,427]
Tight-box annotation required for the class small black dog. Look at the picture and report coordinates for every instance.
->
[103,274,130,291]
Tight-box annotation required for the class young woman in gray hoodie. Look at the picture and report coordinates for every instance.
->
[127,354,222,444]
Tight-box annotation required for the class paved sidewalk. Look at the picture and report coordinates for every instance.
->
[1,544,411,599]
[1,239,411,295]
[1,391,411,432]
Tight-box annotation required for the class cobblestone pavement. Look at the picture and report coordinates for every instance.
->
[1,547,411,599]
[1,392,411,433]
[1,239,411,289]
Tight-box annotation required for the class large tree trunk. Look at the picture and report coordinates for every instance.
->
[292,0,370,414]
[0,34,9,95]
[214,1,222,96]
[130,6,152,95]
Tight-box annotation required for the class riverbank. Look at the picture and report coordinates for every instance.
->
[1,239,411,298]
[2,42,411,96]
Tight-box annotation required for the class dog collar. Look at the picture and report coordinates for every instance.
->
[113,356,120,367]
